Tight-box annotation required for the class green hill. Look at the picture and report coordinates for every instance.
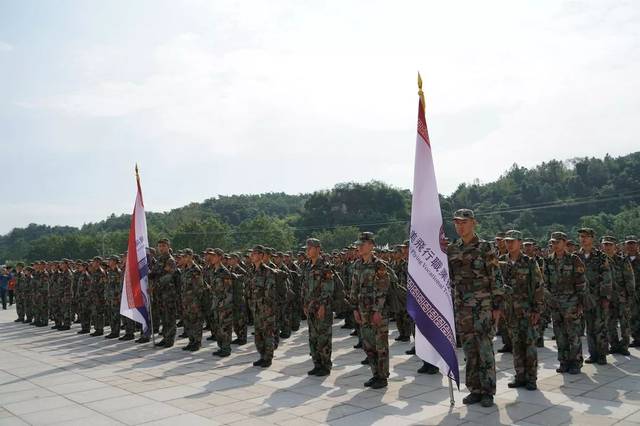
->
[2,152,639,262]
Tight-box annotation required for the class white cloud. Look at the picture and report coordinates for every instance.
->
[5,0,640,233]
[0,41,13,52]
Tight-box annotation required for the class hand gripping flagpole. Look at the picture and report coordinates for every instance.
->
[136,164,156,347]
[418,73,455,407]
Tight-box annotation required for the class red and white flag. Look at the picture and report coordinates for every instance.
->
[407,74,459,387]
[120,165,152,333]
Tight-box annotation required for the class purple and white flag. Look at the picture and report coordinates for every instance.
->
[407,74,459,387]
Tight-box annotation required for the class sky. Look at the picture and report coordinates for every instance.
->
[1,0,639,234]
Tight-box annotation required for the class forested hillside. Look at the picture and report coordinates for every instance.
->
[2,152,639,262]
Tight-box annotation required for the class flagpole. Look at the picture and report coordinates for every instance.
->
[448,376,454,406]
[136,164,156,347]
[415,73,456,406]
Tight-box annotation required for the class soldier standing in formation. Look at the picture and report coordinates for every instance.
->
[351,232,394,390]
[545,231,586,374]
[601,236,635,355]
[500,230,544,391]
[248,245,278,368]
[448,209,505,408]
[88,257,107,336]
[228,253,248,345]
[13,262,26,323]
[577,228,612,365]
[152,239,177,347]
[206,248,235,358]
[105,256,123,338]
[179,248,206,352]
[302,238,335,377]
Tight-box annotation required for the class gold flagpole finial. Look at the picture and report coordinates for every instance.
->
[417,72,426,108]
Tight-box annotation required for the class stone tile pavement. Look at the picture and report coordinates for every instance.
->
[2,305,640,425]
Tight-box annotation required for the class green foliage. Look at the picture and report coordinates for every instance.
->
[234,214,295,251]
[1,152,639,263]
[311,226,361,251]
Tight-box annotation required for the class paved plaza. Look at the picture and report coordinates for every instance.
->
[2,306,640,425]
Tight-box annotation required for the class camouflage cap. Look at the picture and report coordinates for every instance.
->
[16,262,24,267]
[495,231,507,240]
[108,255,120,262]
[504,230,522,241]
[182,248,194,256]
[577,227,595,237]
[566,240,577,246]
[550,232,568,241]
[230,253,240,259]
[355,231,375,245]
[403,239,410,246]
[92,256,103,262]
[306,238,321,248]
[453,209,475,220]
[157,238,170,245]
[625,235,638,243]
[212,248,224,256]
[250,245,266,254]
[601,235,617,244]
[275,251,284,257]
[523,238,536,245]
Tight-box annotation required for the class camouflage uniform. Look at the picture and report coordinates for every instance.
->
[151,253,178,344]
[577,243,612,363]
[285,259,302,331]
[393,257,413,340]
[499,246,544,384]
[230,263,248,343]
[212,263,235,355]
[302,253,335,372]
[607,252,636,353]
[57,267,73,328]
[181,259,206,348]
[89,264,107,334]
[76,269,92,333]
[105,264,123,336]
[33,267,50,326]
[544,238,586,371]
[249,259,278,363]
[14,270,27,321]
[350,253,394,380]
[448,234,505,396]
[23,269,35,323]
[626,236,640,345]
[203,262,219,342]
[273,262,292,339]
[49,268,61,325]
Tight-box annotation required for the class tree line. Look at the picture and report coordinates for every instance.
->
[2,152,639,263]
